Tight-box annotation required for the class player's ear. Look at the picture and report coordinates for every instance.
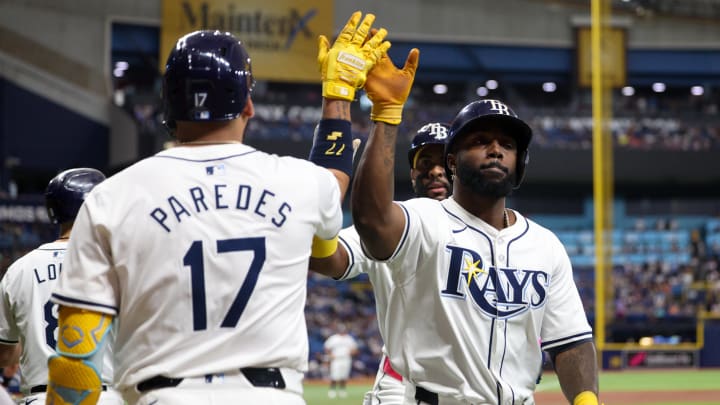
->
[446,153,457,176]
[242,96,255,119]
[409,169,417,188]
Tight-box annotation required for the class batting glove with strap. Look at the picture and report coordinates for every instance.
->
[318,11,391,101]
[573,391,603,405]
[364,48,420,125]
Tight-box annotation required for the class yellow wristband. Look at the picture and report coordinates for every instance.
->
[370,104,403,125]
[322,81,355,101]
[573,391,599,405]
[311,235,339,258]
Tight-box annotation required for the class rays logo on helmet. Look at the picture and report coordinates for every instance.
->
[419,123,449,140]
[487,100,511,116]
[407,122,451,167]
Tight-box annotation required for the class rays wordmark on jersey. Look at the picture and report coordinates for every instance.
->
[441,245,550,319]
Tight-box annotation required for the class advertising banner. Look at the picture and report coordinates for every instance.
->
[161,0,334,82]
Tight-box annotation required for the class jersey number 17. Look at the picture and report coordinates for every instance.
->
[183,237,266,331]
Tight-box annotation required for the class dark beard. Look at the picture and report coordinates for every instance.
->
[413,172,451,198]
[457,160,515,198]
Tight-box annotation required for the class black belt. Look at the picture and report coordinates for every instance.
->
[136,367,286,393]
[415,386,439,405]
[30,384,107,394]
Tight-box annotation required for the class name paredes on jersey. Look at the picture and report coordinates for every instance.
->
[150,183,291,233]
[441,246,549,319]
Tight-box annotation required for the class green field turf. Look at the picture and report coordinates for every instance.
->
[536,369,720,392]
[304,369,720,405]
[304,382,370,405]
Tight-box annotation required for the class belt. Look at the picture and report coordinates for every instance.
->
[415,386,439,405]
[30,384,107,394]
[136,368,286,393]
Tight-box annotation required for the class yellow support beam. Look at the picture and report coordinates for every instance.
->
[591,0,614,358]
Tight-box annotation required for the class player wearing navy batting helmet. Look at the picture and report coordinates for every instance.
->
[311,121,452,405]
[161,30,254,132]
[408,122,452,200]
[445,99,532,190]
[47,12,391,405]
[352,55,601,405]
[45,168,106,225]
[0,168,123,405]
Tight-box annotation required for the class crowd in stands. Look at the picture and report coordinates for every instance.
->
[0,222,54,280]
[383,96,720,151]
[304,273,383,379]
[530,115,720,151]
[571,218,720,336]
[248,100,720,152]
[122,84,720,152]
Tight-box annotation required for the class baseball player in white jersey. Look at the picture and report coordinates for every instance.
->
[346,47,602,405]
[328,122,452,405]
[47,12,390,405]
[323,324,358,398]
[0,169,123,405]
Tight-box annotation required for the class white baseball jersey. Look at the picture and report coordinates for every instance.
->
[50,144,343,393]
[0,241,115,393]
[372,196,592,404]
[363,354,405,405]
[339,226,406,403]
[338,226,394,341]
[324,333,357,360]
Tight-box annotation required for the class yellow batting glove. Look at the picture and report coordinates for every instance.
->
[318,11,391,101]
[573,391,603,405]
[364,48,420,125]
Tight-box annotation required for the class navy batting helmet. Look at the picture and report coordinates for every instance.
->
[407,122,451,168]
[445,99,532,187]
[45,168,106,225]
[162,30,254,130]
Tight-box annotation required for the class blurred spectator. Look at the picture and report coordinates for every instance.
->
[323,324,358,399]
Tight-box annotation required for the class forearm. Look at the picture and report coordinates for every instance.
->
[554,341,599,403]
[0,343,20,367]
[309,245,350,279]
[322,98,351,121]
[316,98,352,200]
[351,121,402,259]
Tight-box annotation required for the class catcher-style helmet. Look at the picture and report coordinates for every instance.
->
[162,30,254,130]
[45,168,106,225]
[445,99,532,187]
[407,122,451,168]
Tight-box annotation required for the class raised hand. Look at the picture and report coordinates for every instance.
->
[318,11,391,101]
[364,48,420,125]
